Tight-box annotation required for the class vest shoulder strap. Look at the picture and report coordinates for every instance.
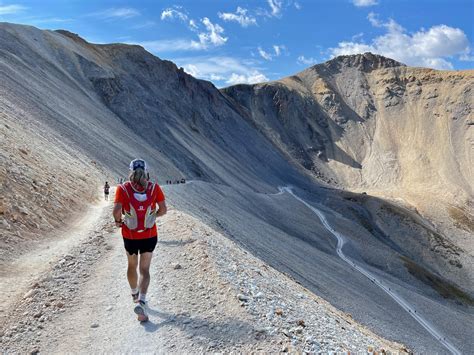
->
[121,182,132,200]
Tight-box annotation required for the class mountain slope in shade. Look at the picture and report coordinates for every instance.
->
[0,22,309,259]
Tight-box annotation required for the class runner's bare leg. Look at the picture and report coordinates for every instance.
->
[138,252,153,294]
[126,252,139,289]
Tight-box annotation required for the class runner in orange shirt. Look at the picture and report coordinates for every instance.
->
[113,159,167,322]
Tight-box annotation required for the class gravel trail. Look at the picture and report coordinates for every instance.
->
[1,192,405,353]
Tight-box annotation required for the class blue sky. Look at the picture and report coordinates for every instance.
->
[1,0,473,87]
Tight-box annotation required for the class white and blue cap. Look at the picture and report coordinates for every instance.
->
[129,159,148,172]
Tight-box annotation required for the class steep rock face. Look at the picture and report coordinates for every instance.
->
[223,53,474,251]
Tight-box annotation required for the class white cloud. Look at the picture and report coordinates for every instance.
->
[218,7,257,27]
[258,47,273,60]
[199,17,227,46]
[460,53,474,61]
[367,12,381,27]
[352,0,378,7]
[173,56,268,86]
[329,14,471,70]
[226,72,268,85]
[257,0,301,18]
[267,0,283,17]
[273,44,286,56]
[189,19,198,30]
[132,39,202,52]
[0,4,26,15]
[28,17,73,24]
[92,7,140,19]
[258,45,286,60]
[297,55,317,65]
[161,8,188,21]
[351,32,364,41]
[131,18,227,52]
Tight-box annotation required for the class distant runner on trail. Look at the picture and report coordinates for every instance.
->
[103,182,110,201]
[112,159,167,322]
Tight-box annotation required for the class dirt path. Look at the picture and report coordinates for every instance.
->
[1,189,405,354]
[1,205,281,353]
[0,198,109,327]
[39,207,280,354]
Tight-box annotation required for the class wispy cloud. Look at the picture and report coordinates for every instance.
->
[0,4,27,15]
[174,55,268,86]
[460,53,474,62]
[189,19,198,30]
[131,17,227,52]
[297,55,317,65]
[258,44,286,60]
[329,13,471,70]
[218,7,257,27]
[26,17,74,25]
[267,0,283,17]
[161,7,188,21]
[132,39,202,52]
[131,21,156,29]
[91,7,140,20]
[352,0,378,7]
[198,17,227,46]
[256,0,300,19]
[258,47,273,60]
[273,45,286,56]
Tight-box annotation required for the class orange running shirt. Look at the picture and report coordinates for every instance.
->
[114,182,165,240]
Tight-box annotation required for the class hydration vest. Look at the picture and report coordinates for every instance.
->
[120,181,157,232]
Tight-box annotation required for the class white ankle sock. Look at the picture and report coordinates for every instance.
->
[131,287,139,295]
[139,293,146,302]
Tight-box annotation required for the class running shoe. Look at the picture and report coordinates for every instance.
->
[132,292,139,303]
[134,300,148,322]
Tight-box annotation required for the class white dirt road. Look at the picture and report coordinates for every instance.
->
[283,187,461,355]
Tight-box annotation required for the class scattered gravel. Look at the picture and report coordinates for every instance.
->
[0,205,406,354]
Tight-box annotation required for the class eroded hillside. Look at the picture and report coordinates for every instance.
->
[0,23,307,261]
[222,53,474,255]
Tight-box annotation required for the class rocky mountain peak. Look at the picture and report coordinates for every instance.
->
[318,52,405,73]
[55,29,89,45]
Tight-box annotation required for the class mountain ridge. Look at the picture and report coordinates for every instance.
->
[1,22,473,353]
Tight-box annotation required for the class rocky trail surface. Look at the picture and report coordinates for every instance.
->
[0,188,405,354]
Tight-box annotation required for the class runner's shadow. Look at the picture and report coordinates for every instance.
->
[145,306,265,346]
[140,307,176,332]
[140,318,174,333]
[157,239,196,247]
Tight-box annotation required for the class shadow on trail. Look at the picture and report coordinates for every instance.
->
[143,305,267,346]
[157,239,196,247]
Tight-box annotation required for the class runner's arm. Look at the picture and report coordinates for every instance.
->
[113,203,123,226]
[157,201,167,217]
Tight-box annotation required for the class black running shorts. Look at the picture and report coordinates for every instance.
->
[123,236,157,255]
